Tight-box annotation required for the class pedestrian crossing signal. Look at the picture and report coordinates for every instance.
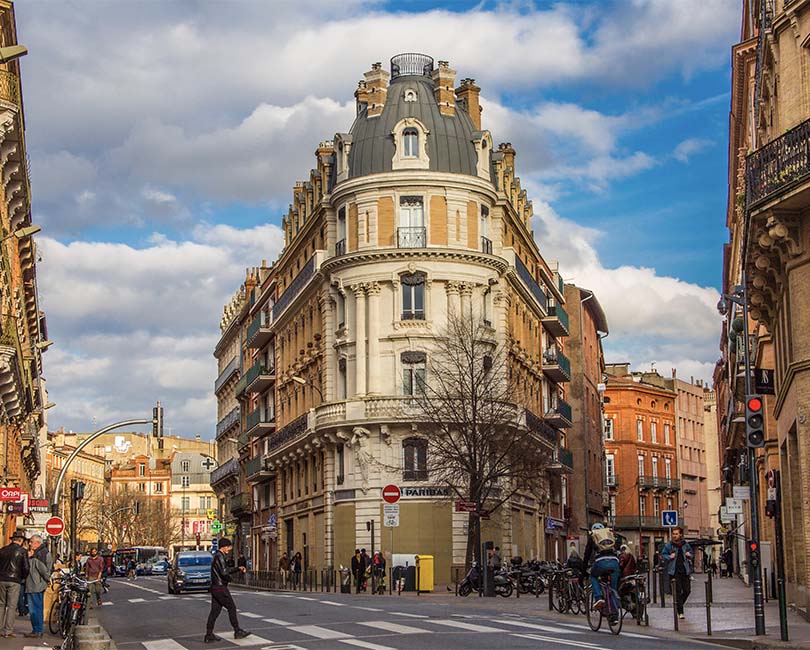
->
[745,395,765,448]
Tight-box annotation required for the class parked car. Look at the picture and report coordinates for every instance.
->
[168,551,212,593]
[150,560,169,576]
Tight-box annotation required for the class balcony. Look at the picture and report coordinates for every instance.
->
[214,356,240,395]
[272,256,316,323]
[514,256,548,312]
[549,446,574,474]
[247,311,274,349]
[216,406,241,439]
[544,397,572,428]
[390,53,434,79]
[605,475,619,489]
[747,116,810,210]
[397,226,426,248]
[210,457,239,487]
[542,348,571,383]
[244,360,275,394]
[335,239,346,257]
[542,303,570,337]
[266,412,310,453]
[229,493,251,515]
[609,515,679,530]
[524,408,558,446]
[245,454,273,483]
[638,476,680,491]
[246,407,276,436]
[481,236,492,254]
[0,70,20,106]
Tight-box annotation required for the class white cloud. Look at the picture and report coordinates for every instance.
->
[673,137,712,163]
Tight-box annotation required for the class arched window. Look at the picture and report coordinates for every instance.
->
[403,128,419,157]
[402,437,428,481]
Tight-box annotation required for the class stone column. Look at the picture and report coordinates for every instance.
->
[319,290,335,401]
[366,282,381,395]
[460,282,473,320]
[446,281,461,319]
[352,284,367,396]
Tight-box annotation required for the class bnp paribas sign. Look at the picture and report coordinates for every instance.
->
[400,486,453,498]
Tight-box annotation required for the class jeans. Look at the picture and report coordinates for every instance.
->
[0,581,20,635]
[672,573,691,614]
[206,587,239,634]
[590,556,620,606]
[27,591,44,634]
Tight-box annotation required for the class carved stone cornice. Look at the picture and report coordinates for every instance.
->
[320,247,510,276]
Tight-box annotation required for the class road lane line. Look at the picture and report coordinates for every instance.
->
[339,640,397,650]
[621,632,656,639]
[321,600,347,606]
[358,621,430,635]
[294,625,350,639]
[496,619,579,634]
[128,598,146,603]
[389,612,428,618]
[217,631,272,646]
[262,618,292,626]
[429,619,503,633]
[241,612,263,618]
[158,596,174,600]
[353,606,383,612]
[511,633,606,649]
[142,640,187,650]
[296,596,317,601]
[121,582,163,595]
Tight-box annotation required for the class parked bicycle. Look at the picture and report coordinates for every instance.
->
[48,570,99,648]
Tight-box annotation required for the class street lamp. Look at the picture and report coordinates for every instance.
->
[291,375,324,401]
[0,45,27,64]
[1,225,41,242]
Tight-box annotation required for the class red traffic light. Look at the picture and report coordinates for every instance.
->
[747,397,763,412]
[749,541,758,552]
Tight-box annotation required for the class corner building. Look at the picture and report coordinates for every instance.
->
[244,55,572,582]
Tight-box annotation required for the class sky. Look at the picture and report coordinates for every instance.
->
[17,0,740,438]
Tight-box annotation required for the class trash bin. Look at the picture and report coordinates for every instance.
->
[340,567,352,593]
[415,555,434,593]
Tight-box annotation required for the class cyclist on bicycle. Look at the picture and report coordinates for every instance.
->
[582,522,620,614]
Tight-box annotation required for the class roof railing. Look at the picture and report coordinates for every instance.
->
[391,53,434,79]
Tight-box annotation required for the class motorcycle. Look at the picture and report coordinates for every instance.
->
[458,562,514,598]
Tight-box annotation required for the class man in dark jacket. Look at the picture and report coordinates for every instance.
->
[660,526,694,619]
[0,531,29,638]
[205,539,249,643]
[351,549,364,594]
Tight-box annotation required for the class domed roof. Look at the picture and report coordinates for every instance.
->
[347,74,484,180]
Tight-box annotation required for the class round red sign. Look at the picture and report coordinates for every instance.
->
[45,516,65,537]
[381,484,401,504]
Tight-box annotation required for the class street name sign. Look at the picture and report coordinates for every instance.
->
[454,501,477,513]
[45,516,65,537]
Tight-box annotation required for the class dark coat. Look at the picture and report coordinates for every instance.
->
[210,551,239,588]
[0,542,29,584]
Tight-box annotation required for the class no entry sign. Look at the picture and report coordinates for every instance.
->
[381,484,401,504]
[0,487,21,502]
[45,516,65,537]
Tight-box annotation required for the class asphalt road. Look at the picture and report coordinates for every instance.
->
[95,576,725,650]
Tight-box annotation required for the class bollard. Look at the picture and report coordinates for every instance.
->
[516,575,520,598]
[652,570,657,604]
[672,578,679,631]
[707,567,713,603]
[548,575,554,611]
[705,581,712,636]
[660,570,666,608]
[764,568,769,602]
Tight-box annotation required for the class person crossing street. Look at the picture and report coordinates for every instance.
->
[205,538,249,643]
[84,548,105,608]
[660,526,694,620]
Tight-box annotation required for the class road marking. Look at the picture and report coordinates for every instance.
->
[389,612,428,618]
[294,625,350,639]
[122,582,163,595]
[143,640,187,650]
[358,621,430,635]
[296,596,317,601]
[241,612,263,618]
[496,619,579,634]
[353,606,383,612]
[102,602,114,606]
[430,619,503,633]
[158,596,174,600]
[621,631,655,639]
[511,633,607,649]
[128,598,146,603]
[262,618,292,626]
[321,600,347,606]
[217,631,272,646]
[339,640,396,650]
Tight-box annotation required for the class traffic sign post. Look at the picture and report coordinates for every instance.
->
[383,503,400,528]
[381,484,401,504]
[45,516,65,537]
[381,485,401,591]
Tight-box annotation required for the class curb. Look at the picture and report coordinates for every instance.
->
[74,617,118,650]
[689,636,810,650]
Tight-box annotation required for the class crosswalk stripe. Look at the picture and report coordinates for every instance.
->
[389,611,428,618]
[262,618,292,626]
[241,612,263,618]
[358,620,430,635]
[430,619,503,633]
[321,600,347,606]
[217,631,272,647]
[294,625,350,639]
[143,640,187,650]
[511,633,607,649]
[102,602,114,606]
[159,596,174,600]
[128,598,146,603]
[496,619,579,634]
[621,631,655,639]
[353,606,383,612]
[296,596,317,601]
[339,640,397,650]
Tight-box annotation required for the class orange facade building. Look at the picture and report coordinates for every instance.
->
[604,364,679,560]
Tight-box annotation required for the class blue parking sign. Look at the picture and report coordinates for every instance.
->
[211,538,218,553]
[662,510,678,527]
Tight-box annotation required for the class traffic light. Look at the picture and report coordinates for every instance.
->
[745,395,765,448]
[748,540,761,570]
[152,403,164,438]
[195,532,201,546]
[71,480,85,501]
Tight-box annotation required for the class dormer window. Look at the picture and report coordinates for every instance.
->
[403,129,418,157]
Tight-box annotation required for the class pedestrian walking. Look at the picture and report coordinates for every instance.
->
[359,549,370,591]
[292,552,302,589]
[490,546,502,571]
[660,526,694,619]
[16,536,28,618]
[723,547,733,577]
[74,551,84,576]
[278,552,290,588]
[84,548,105,608]
[0,531,29,638]
[126,558,137,580]
[372,552,386,594]
[351,549,364,594]
[205,538,249,643]
[23,534,51,639]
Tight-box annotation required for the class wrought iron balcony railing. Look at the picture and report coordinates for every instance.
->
[638,475,681,491]
[397,226,426,248]
[390,53,434,78]
[246,407,275,433]
[557,446,574,470]
[481,236,492,254]
[543,303,570,337]
[214,356,239,394]
[525,408,558,445]
[210,457,239,486]
[542,348,571,381]
[266,413,309,453]
[515,256,548,312]
[546,397,572,425]
[272,256,315,322]
[216,406,240,438]
[746,116,810,209]
[247,311,273,348]
[229,492,251,514]
[335,239,346,257]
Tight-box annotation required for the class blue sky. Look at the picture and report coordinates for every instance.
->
[16,0,740,437]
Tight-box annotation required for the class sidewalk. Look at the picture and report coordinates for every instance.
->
[1,611,61,649]
[647,574,810,649]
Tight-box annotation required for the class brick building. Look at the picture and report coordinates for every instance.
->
[603,364,679,560]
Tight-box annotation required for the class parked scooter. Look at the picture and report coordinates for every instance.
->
[458,562,514,597]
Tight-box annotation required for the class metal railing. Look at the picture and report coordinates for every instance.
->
[335,239,346,256]
[747,116,810,208]
[397,226,426,248]
[210,457,239,485]
[545,303,570,332]
[481,236,492,254]
[247,407,275,432]
[525,409,558,444]
[557,446,574,470]
[605,475,619,488]
[247,311,273,344]
[229,493,251,514]
[214,357,240,394]
[245,454,268,479]
[273,256,315,321]
[216,406,241,438]
[245,360,274,387]
[266,413,309,452]
[0,70,20,105]
[543,348,571,379]
[638,476,681,491]
[547,397,572,423]
[515,256,548,311]
[390,53,434,78]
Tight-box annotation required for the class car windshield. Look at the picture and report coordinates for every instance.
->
[178,556,212,568]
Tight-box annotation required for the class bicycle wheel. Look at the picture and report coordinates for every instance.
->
[554,581,570,613]
[586,590,602,631]
[62,625,76,650]
[48,598,61,635]
[607,590,623,635]
[637,586,649,626]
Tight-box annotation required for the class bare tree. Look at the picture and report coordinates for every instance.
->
[412,313,553,568]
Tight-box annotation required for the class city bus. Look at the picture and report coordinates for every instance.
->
[113,546,169,576]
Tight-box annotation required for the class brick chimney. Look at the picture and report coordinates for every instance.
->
[431,60,456,117]
[455,78,482,129]
[363,62,390,118]
[498,142,516,172]
[354,80,368,115]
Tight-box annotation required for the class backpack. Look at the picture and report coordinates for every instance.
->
[591,527,616,551]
